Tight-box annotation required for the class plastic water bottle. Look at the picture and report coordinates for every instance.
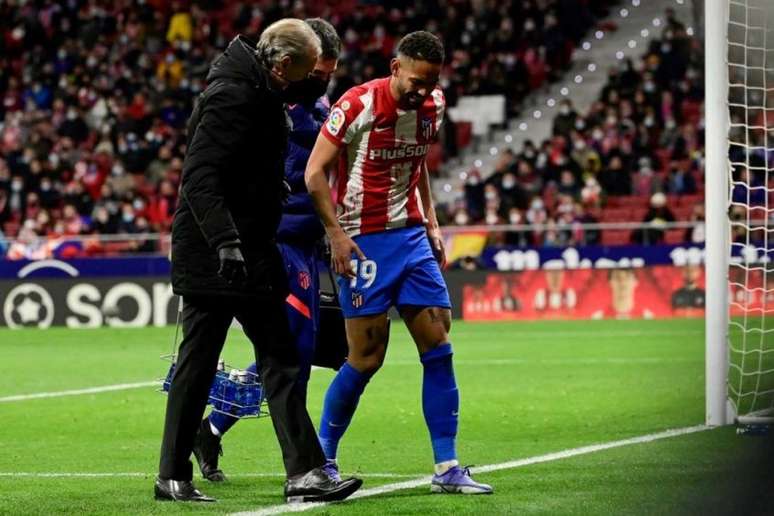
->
[208,361,227,406]
[163,362,176,392]
[223,369,240,415]
[238,370,256,417]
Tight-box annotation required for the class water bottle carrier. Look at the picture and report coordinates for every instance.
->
[159,353,269,420]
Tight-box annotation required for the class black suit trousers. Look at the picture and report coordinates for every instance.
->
[158,293,326,480]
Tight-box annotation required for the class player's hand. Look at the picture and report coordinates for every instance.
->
[217,245,248,286]
[330,230,366,279]
[427,227,446,268]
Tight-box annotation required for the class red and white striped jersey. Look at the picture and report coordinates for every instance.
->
[320,77,445,237]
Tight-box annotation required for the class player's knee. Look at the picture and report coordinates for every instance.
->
[440,309,452,334]
[348,352,385,375]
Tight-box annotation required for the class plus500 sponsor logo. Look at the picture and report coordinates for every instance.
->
[368,144,430,161]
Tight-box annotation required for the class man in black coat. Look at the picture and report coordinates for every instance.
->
[156,18,362,504]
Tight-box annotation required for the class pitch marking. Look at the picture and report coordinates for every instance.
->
[0,472,417,479]
[231,424,712,516]
[0,381,158,403]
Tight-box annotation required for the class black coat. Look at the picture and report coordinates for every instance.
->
[171,35,289,298]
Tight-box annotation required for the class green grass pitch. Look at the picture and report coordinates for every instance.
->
[1,319,773,515]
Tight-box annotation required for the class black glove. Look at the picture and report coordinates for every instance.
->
[217,245,248,286]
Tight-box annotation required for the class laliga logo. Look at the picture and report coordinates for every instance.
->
[2,260,76,329]
[3,284,55,329]
[2,259,175,329]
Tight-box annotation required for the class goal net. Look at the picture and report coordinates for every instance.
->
[724,0,774,424]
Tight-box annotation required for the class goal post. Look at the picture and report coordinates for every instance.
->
[705,0,733,427]
[707,0,774,426]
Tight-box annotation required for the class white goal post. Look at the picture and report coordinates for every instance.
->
[706,0,774,426]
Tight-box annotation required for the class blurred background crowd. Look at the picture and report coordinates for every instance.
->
[0,0,705,259]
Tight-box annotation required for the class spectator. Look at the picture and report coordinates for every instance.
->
[631,192,676,244]
[597,155,632,196]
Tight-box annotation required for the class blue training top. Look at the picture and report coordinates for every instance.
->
[277,97,329,246]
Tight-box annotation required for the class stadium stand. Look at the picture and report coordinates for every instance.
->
[0,1,694,259]
[445,7,705,247]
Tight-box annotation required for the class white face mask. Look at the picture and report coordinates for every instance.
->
[486,212,499,225]
[455,212,469,225]
[485,190,498,201]
[509,212,521,224]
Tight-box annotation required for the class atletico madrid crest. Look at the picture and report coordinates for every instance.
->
[421,116,433,140]
[351,291,364,308]
[298,271,311,290]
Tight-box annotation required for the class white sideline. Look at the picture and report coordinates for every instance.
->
[1,355,700,403]
[0,381,158,403]
[0,472,418,479]
[231,424,712,516]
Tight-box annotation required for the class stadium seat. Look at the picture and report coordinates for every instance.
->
[601,230,632,246]
[664,229,687,245]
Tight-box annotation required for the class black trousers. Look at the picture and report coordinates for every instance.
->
[158,293,326,480]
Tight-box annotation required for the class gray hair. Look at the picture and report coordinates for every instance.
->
[256,18,321,68]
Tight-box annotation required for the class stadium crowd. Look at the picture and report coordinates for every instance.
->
[443,7,706,249]
[0,0,700,260]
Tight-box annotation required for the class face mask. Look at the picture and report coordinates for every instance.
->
[282,76,330,105]
[455,212,469,225]
[560,106,570,115]
[486,212,499,225]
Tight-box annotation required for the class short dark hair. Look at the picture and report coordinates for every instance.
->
[305,18,341,60]
[397,31,444,64]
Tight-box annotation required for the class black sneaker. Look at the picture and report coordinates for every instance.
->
[154,477,215,502]
[192,419,227,482]
[284,466,362,503]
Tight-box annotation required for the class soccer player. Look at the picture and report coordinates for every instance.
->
[192,18,346,483]
[304,31,493,494]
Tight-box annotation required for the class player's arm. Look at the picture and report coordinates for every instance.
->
[418,161,446,267]
[305,133,365,279]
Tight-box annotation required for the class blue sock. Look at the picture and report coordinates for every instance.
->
[420,343,458,465]
[318,362,372,460]
[208,362,258,435]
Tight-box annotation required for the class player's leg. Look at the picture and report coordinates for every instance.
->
[397,230,492,494]
[318,313,389,468]
[401,304,491,494]
[319,230,396,468]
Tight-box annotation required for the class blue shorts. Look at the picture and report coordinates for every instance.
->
[278,242,319,385]
[337,226,451,318]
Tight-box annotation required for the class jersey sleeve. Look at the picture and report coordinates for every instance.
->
[320,88,365,147]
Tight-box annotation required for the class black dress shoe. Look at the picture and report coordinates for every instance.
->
[193,419,227,482]
[284,466,363,503]
[154,477,216,502]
